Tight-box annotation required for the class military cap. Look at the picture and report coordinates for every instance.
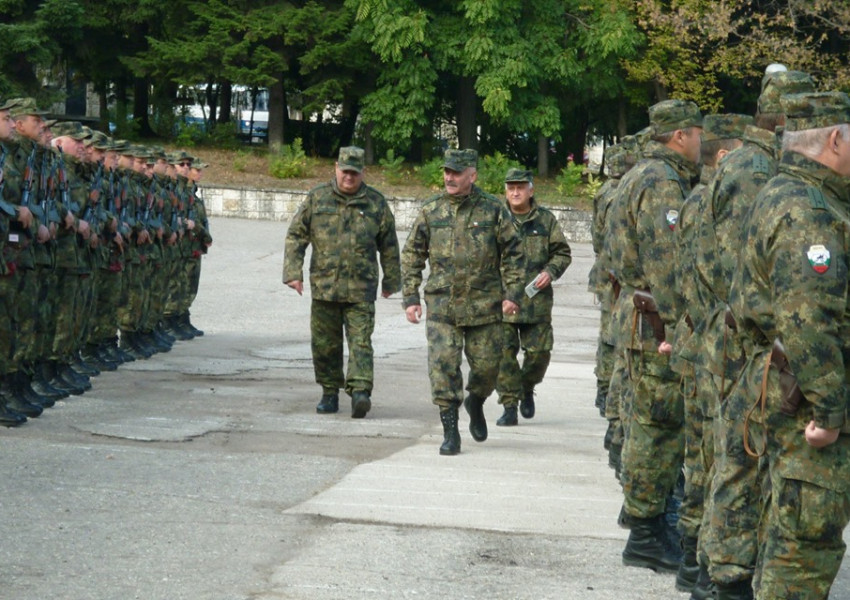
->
[649,99,703,135]
[504,168,533,183]
[191,161,209,169]
[604,145,627,178]
[85,130,111,149]
[634,126,653,150]
[169,150,194,165]
[43,119,58,129]
[51,121,89,140]
[758,70,816,114]
[112,139,131,154]
[130,145,153,159]
[148,145,167,160]
[0,98,23,112]
[702,113,754,142]
[337,146,365,173]
[781,92,850,132]
[443,148,478,171]
[8,97,48,118]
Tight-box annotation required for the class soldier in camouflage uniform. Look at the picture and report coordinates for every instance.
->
[693,71,816,600]
[727,91,850,600]
[673,113,751,596]
[494,168,571,426]
[401,149,524,455]
[284,146,401,418]
[605,99,702,573]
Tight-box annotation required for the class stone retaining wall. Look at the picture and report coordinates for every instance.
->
[199,184,593,243]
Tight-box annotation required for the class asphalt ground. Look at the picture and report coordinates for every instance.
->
[1,216,848,600]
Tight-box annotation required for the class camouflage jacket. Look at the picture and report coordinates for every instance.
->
[503,198,572,324]
[283,179,401,303]
[695,126,777,379]
[401,185,524,327]
[587,177,619,294]
[729,150,850,430]
[605,141,698,351]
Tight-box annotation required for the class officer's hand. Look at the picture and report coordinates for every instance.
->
[186,219,195,230]
[805,421,840,448]
[77,219,91,239]
[286,280,303,296]
[658,341,673,355]
[535,272,552,289]
[64,211,75,230]
[16,206,33,229]
[36,224,50,243]
[502,300,519,316]
[406,304,422,324]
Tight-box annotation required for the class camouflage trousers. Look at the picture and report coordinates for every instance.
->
[495,321,553,406]
[310,299,375,396]
[141,260,168,332]
[595,288,616,397]
[51,268,82,360]
[89,266,124,344]
[10,267,37,367]
[678,364,715,539]
[34,264,57,361]
[118,261,152,333]
[620,349,684,519]
[426,318,502,410]
[0,272,17,374]
[754,349,850,599]
[703,354,763,585]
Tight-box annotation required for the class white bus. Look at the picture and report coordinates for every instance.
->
[176,84,269,142]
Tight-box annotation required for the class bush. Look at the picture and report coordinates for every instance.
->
[415,156,445,190]
[477,151,523,195]
[232,150,250,173]
[555,158,585,197]
[378,149,406,184]
[268,138,309,179]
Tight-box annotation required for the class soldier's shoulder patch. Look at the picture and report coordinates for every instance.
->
[665,208,679,231]
[806,186,828,211]
[752,154,771,176]
[805,244,831,274]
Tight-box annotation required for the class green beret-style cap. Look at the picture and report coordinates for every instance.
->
[443,148,478,172]
[338,146,365,172]
[8,97,48,118]
[781,91,850,132]
[759,71,816,114]
[51,121,89,140]
[0,98,23,112]
[649,99,703,135]
[168,150,194,164]
[85,130,111,149]
[702,113,754,142]
[504,168,533,183]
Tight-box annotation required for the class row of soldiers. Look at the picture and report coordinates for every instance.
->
[0,97,212,427]
[591,67,850,600]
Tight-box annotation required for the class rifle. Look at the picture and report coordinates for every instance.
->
[20,145,36,207]
[83,160,103,233]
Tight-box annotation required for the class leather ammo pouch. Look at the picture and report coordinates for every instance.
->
[633,289,665,344]
[770,340,804,417]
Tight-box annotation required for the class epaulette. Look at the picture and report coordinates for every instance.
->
[806,186,828,211]
[752,154,771,176]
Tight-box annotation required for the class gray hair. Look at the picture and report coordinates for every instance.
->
[783,123,850,156]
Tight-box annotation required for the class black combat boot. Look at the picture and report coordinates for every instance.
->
[689,560,717,600]
[464,393,488,442]
[439,406,461,455]
[715,579,753,600]
[0,399,26,427]
[1,375,42,418]
[676,535,700,592]
[184,312,204,337]
[18,370,54,408]
[71,350,101,377]
[496,404,518,426]
[520,389,535,419]
[169,315,194,341]
[316,393,339,414]
[351,391,371,418]
[32,361,70,399]
[622,514,682,573]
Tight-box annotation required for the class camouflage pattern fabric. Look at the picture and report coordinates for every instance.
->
[728,148,850,598]
[496,321,553,407]
[310,299,376,395]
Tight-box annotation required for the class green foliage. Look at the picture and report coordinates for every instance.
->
[415,156,445,190]
[477,152,523,195]
[555,159,585,197]
[584,172,603,201]
[269,138,309,179]
[378,149,406,184]
[232,150,250,173]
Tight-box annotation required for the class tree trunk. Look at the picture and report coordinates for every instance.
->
[218,82,232,123]
[617,97,628,138]
[267,78,285,152]
[205,82,219,127]
[115,79,129,135]
[98,84,109,132]
[537,134,549,177]
[456,76,477,150]
[363,121,375,165]
[132,76,155,137]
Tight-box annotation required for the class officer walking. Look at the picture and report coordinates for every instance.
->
[284,146,401,418]
[401,149,524,455]
[495,168,571,426]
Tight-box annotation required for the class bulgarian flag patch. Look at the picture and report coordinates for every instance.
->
[807,244,831,274]
[666,209,679,231]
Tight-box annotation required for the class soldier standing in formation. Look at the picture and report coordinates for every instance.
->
[0,97,211,427]
[283,146,401,418]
